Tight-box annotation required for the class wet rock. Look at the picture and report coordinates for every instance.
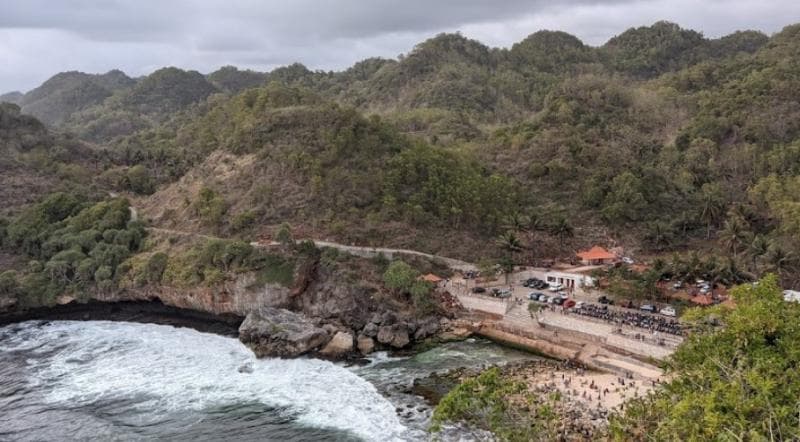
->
[377,324,410,348]
[238,307,330,358]
[357,335,375,354]
[320,331,354,357]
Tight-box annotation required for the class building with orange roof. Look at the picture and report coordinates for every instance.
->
[576,246,617,266]
[690,294,714,306]
[420,273,444,285]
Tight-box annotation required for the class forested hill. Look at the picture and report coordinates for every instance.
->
[2,21,800,286]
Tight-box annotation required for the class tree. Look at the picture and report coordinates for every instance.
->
[764,242,797,281]
[747,234,769,272]
[496,230,523,262]
[699,182,726,239]
[477,258,498,282]
[548,217,574,249]
[275,222,295,247]
[125,165,154,194]
[718,214,752,256]
[194,187,227,228]
[383,260,418,293]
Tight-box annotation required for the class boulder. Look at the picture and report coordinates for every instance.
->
[380,311,397,326]
[239,307,330,358]
[414,317,440,341]
[357,335,375,354]
[320,331,354,357]
[377,324,410,348]
[362,322,379,337]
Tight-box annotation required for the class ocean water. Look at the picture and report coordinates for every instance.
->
[0,321,538,441]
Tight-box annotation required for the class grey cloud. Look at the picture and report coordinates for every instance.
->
[0,0,798,91]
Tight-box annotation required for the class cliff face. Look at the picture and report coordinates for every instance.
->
[40,251,445,359]
[97,272,292,317]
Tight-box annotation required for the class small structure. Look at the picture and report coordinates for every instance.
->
[420,273,444,286]
[576,246,617,266]
[690,295,714,306]
[543,270,596,290]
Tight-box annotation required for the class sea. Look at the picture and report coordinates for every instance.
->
[0,320,539,441]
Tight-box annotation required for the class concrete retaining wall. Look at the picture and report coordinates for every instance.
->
[457,294,509,316]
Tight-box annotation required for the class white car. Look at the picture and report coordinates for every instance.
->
[673,281,683,289]
[660,306,677,317]
[548,283,563,292]
[622,257,634,264]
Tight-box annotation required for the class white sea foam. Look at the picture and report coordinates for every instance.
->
[1,321,407,441]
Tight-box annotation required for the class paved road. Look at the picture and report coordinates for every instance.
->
[252,239,477,272]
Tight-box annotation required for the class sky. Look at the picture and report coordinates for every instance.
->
[1,0,798,92]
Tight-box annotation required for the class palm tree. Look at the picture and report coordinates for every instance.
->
[713,256,752,286]
[765,243,797,279]
[549,217,574,249]
[526,211,546,233]
[645,221,672,251]
[496,230,523,261]
[747,234,769,273]
[503,212,529,233]
[699,184,725,239]
[718,215,752,256]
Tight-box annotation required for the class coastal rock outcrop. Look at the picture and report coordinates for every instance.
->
[319,331,354,357]
[238,307,330,358]
[357,335,375,354]
[377,324,410,348]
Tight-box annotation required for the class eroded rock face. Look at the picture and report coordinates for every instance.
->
[238,307,330,358]
[319,331,354,357]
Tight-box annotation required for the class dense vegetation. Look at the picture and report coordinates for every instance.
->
[0,193,144,306]
[610,275,800,440]
[2,21,800,285]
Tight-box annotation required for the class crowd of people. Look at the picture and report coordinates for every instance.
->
[571,303,683,336]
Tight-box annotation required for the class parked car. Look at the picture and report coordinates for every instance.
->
[673,281,683,289]
[548,283,563,292]
[539,294,550,303]
[496,290,512,298]
[659,306,677,317]
[622,257,634,264]
[574,301,584,309]
[528,292,541,300]
[471,287,486,294]
[563,299,576,309]
[640,304,656,313]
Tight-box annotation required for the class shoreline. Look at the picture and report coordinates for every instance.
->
[0,300,244,336]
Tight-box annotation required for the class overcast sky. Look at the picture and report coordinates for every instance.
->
[1,0,798,92]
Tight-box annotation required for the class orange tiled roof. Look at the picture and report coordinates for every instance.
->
[691,295,714,306]
[421,273,443,283]
[576,246,616,260]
